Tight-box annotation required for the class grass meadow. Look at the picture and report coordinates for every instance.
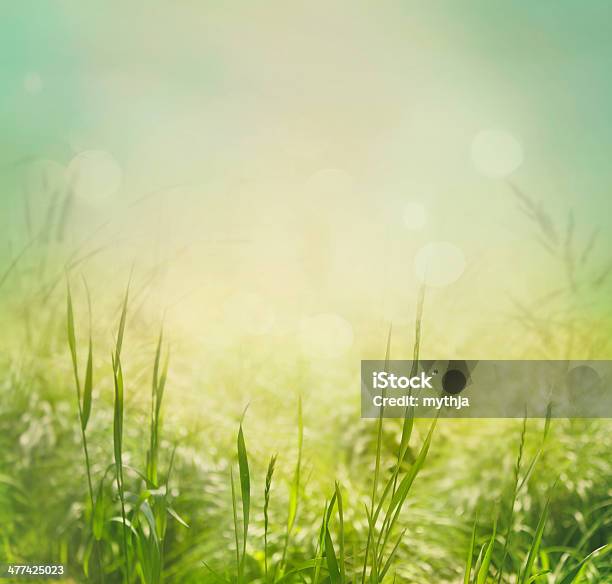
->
[1,188,611,583]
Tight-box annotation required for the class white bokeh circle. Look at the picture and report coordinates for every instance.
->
[471,130,523,178]
[414,241,466,287]
[67,150,122,202]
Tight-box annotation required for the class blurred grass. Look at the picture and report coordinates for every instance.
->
[0,284,610,583]
[0,186,611,582]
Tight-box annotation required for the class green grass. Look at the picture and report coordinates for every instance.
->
[0,253,610,583]
[49,286,610,583]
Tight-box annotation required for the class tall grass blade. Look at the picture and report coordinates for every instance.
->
[66,281,80,397]
[112,354,130,583]
[476,520,497,584]
[361,324,392,584]
[335,481,345,583]
[147,327,168,487]
[472,542,486,583]
[114,280,131,369]
[278,396,303,579]
[519,489,553,584]
[82,334,93,431]
[237,424,250,577]
[379,528,406,580]
[230,467,241,583]
[264,455,277,581]
[147,329,163,484]
[464,518,477,584]
[496,416,527,584]
[314,494,336,584]
[325,528,341,584]
[93,476,106,542]
[376,417,437,567]
[112,355,124,476]
[517,403,552,494]
[397,284,425,474]
[156,351,169,421]
[81,277,94,431]
[66,280,103,582]
[363,505,379,581]
[287,396,303,533]
[372,324,392,505]
[136,500,161,584]
[386,416,436,519]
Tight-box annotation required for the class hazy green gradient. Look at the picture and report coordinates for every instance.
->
[2,1,612,357]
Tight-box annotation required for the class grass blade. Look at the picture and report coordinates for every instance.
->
[274,560,320,584]
[237,424,250,577]
[388,416,437,517]
[335,481,345,583]
[379,528,407,580]
[264,454,277,581]
[82,335,93,430]
[472,542,486,583]
[314,496,336,584]
[112,355,124,474]
[288,396,303,533]
[396,284,425,478]
[476,520,497,584]
[167,506,189,529]
[372,324,392,506]
[563,543,611,584]
[278,396,303,579]
[66,280,80,398]
[81,277,94,431]
[66,279,104,582]
[230,468,241,583]
[464,517,478,584]
[363,505,379,581]
[112,354,130,583]
[156,351,169,422]
[114,280,130,369]
[362,325,392,584]
[93,476,106,542]
[147,327,168,487]
[375,417,437,568]
[517,403,552,494]
[325,528,341,584]
[519,489,553,584]
[496,416,527,584]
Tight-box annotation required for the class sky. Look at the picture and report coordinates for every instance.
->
[1,1,611,361]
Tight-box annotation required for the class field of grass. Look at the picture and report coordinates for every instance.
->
[3,3,612,581]
[1,231,610,583]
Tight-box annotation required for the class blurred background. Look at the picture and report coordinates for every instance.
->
[1,2,611,582]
